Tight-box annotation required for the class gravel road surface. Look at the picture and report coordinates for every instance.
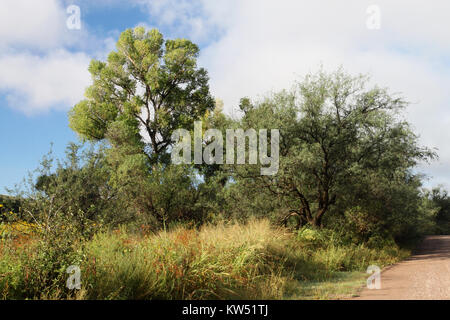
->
[355,235,450,300]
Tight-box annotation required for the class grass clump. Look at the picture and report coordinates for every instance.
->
[81,220,289,299]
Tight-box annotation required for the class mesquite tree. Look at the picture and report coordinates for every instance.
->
[231,69,435,227]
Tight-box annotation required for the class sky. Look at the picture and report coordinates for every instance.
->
[1,0,450,193]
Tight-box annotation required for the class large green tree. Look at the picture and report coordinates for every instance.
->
[68,27,216,228]
[69,27,215,163]
[229,69,435,228]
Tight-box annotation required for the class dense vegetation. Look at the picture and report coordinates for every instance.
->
[1,27,449,299]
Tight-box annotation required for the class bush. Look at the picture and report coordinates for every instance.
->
[288,226,407,279]
[0,231,84,299]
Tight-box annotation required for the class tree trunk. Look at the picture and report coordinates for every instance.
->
[310,208,327,227]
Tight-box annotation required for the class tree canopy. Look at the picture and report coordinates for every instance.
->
[226,69,436,228]
[69,26,215,164]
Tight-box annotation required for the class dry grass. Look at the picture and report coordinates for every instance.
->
[0,219,409,300]
[80,219,290,299]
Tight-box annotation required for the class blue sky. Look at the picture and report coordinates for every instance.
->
[0,2,150,192]
[1,0,450,193]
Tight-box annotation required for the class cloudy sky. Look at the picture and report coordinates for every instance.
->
[1,0,449,192]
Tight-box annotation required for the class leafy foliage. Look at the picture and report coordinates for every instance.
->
[69,26,215,164]
[223,69,436,233]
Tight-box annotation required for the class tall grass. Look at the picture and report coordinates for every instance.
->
[0,219,409,300]
[81,220,289,299]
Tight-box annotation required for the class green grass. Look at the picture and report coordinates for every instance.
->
[284,271,368,300]
[0,219,410,300]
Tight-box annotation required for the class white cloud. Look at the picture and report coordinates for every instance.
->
[194,1,450,111]
[0,0,66,50]
[135,0,232,43]
[0,50,91,114]
[0,0,113,114]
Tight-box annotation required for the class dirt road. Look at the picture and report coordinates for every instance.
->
[355,235,450,300]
